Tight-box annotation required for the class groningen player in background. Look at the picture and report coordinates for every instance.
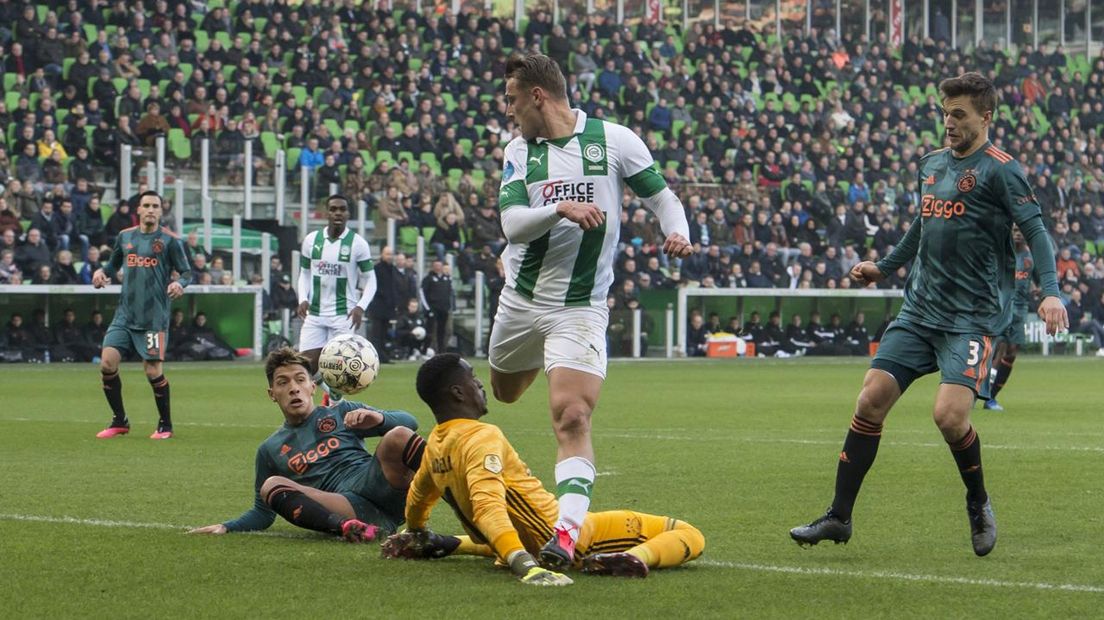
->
[189,348,425,540]
[92,190,192,440]
[790,73,1068,556]
[984,225,1033,411]
[296,194,376,404]
[490,53,693,569]
[381,354,704,585]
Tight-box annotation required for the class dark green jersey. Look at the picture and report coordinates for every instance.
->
[877,143,1059,334]
[102,226,193,331]
[1013,247,1033,310]
[223,401,418,532]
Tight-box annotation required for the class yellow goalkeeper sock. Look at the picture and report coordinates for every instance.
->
[455,536,495,557]
[627,521,705,568]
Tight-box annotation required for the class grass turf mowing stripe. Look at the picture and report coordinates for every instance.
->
[3,513,1101,594]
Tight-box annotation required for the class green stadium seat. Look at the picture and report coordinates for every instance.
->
[168,128,191,160]
[292,86,307,107]
[286,147,301,170]
[398,226,419,254]
[260,131,279,159]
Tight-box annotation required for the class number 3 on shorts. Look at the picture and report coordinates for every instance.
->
[966,340,980,366]
[146,331,161,351]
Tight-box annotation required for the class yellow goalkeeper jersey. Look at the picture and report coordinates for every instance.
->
[405,418,558,560]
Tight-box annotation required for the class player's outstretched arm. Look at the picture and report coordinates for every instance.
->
[296,242,312,318]
[871,214,921,282]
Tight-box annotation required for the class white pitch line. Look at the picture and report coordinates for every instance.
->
[2,418,1102,453]
[0,513,1099,594]
[0,513,317,539]
[697,559,1104,594]
[508,429,1104,454]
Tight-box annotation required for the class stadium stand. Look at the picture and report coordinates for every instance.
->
[2,1,1104,356]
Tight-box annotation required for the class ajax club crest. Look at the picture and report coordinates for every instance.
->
[957,170,976,193]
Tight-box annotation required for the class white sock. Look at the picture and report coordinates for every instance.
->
[554,456,596,542]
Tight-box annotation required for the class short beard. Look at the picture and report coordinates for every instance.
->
[951,129,978,154]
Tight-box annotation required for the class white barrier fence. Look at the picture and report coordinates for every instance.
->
[0,284,265,361]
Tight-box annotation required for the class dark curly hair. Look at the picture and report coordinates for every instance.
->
[265,347,312,386]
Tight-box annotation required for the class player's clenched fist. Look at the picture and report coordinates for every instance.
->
[848,261,885,286]
[343,408,383,429]
[663,233,694,258]
[555,200,605,231]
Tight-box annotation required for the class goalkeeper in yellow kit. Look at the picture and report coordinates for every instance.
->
[381,353,705,585]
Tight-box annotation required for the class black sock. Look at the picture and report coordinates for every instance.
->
[989,357,1015,399]
[149,375,171,429]
[949,426,987,504]
[830,415,883,522]
[265,486,347,534]
[102,371,127,426]
[402,434,426,471]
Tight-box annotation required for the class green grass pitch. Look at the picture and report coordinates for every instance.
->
[1,357,1101,618]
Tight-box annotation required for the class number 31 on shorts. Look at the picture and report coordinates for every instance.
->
[146,331,161,352]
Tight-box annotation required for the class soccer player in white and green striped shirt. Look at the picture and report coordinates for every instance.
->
[296,195,376,402]
[489,53,694,569]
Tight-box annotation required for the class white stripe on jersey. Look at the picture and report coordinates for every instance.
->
[498,109,661,307]
[299,229,374,317]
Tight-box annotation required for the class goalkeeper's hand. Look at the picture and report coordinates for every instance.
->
[380,528,460,560]
[508,550,573,586]
[519,566,573,586]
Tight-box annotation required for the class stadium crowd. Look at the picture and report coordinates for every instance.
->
[2,0,1104,357]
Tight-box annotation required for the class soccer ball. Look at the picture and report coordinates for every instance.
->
[411,326,427,341]
[318,334,380,394]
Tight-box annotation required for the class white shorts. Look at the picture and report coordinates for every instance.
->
[298,314,356,351]
[488,288,609,378]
